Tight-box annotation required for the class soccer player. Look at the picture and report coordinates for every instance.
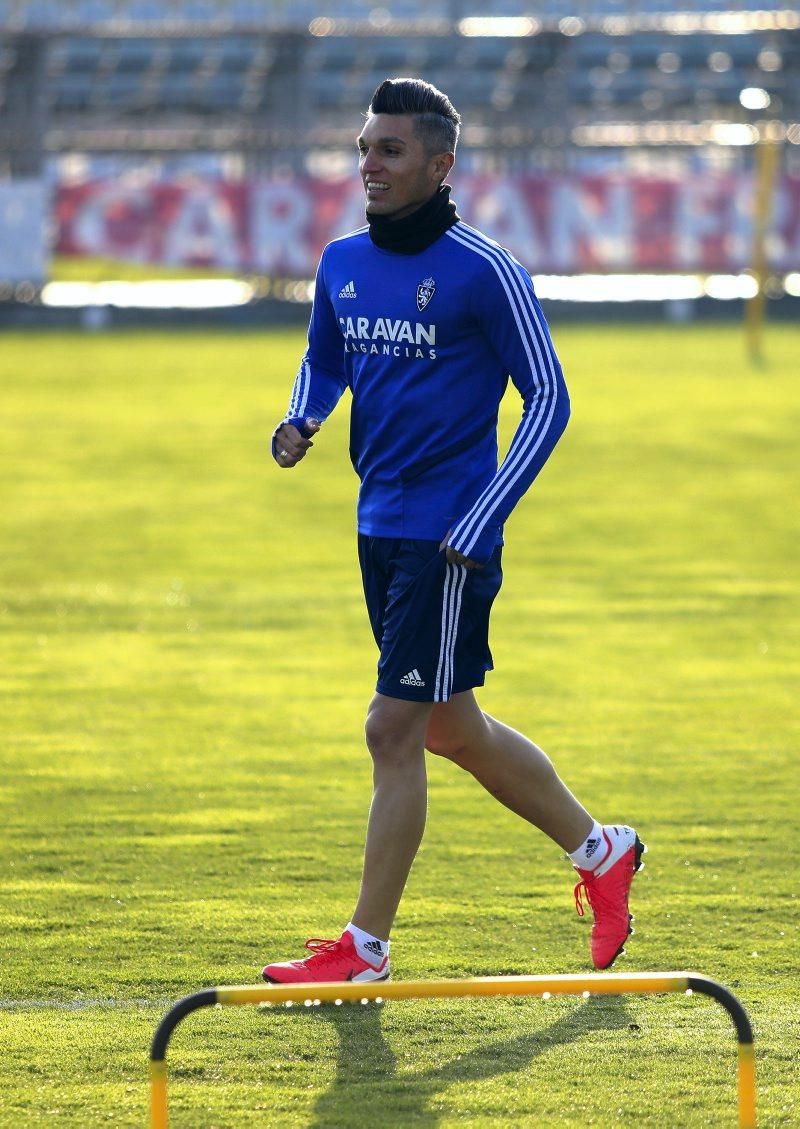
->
[264,78,644,983]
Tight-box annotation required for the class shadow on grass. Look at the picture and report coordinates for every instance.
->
[304,994,632,1127]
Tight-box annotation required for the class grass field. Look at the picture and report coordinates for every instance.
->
[2,323,798,1127]
[50,257,234,281]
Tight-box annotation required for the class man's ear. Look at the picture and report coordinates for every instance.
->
[434,151,455,182]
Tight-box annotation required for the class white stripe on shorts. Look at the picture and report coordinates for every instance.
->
[434,562,468,702]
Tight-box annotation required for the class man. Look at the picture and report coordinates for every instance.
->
[264,78,644,984]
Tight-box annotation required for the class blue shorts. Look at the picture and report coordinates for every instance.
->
[357,535,503,703]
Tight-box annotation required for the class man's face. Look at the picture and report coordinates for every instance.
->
[357,113,453,221]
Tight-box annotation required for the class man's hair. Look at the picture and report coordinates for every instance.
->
[368,77,461,155]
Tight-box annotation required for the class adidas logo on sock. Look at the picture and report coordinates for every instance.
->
[400,669,425,687]
[585,836,602,859]
[363,939,384,956]
[338,280,357,298]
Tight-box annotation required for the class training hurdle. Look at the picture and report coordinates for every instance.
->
[150,972,755,1128]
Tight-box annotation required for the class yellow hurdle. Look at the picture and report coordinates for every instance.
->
[149,972,756,1128]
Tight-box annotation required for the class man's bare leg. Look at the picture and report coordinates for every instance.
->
[263,688,642,982]
[425,690,593,852]
[350,693,434,941]
[422,690,646,971]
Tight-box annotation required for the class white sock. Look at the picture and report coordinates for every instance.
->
[346,922,390,965]
[568,820,609,871]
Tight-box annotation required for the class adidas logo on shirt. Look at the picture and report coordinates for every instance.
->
[338,280,357,298]
[400,669,426,687]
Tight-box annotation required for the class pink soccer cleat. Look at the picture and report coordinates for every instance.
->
[262,930,390,984]
[573,825,646,970]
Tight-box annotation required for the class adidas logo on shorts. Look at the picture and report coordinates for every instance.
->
[400,669,426,687]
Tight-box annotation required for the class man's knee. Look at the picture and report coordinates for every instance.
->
[364,695,430,767]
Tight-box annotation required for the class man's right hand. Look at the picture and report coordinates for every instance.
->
[273,418,321,468]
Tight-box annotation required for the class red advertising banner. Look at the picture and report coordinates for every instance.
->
[54,173,800,274]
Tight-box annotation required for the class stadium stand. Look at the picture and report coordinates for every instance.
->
[14,25,790,128]
[0,0,798,23]
[0,0,797,298]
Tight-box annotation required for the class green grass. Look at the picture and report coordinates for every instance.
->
[50,256,236,281]
[1,323,798,1126]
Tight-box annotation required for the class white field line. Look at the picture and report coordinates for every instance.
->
[0,998,174,1011]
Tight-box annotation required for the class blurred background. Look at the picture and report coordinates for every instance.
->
[0,0,798,328]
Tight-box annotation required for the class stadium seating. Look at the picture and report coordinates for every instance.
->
[30,31,282,116]
[0,1,796,154]
[0,0,797,29]
[35,29,789,118]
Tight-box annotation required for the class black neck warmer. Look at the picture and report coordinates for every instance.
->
[367,184,460,255]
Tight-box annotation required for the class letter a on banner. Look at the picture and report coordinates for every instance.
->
[250,183,314,274]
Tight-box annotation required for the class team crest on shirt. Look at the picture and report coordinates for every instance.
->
[416,277,436,311]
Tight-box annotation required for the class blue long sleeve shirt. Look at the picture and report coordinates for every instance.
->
[281,219,570,565]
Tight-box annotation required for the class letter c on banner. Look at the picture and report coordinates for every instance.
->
[72,185,153,260]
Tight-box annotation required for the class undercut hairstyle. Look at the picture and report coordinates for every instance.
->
[368,77,461,156]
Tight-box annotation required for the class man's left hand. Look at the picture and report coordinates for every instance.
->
[440,532,483,570]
